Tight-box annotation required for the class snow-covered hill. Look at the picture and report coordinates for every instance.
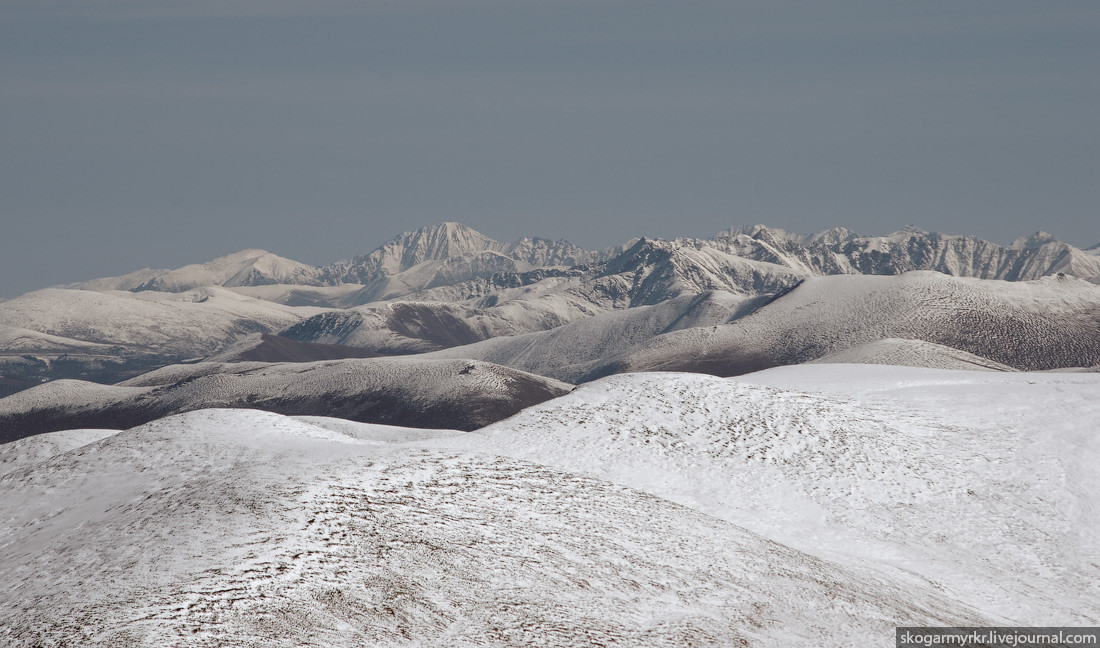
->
[0,287,327,354]
[466,366,1100,623]
[5,365,1094,643]
[282,290,616,356]
[616,271,1100,376]
[0,357,571,441]
[74,249,325,292]
[0,287,334,392]
[0,326,117,354]
[807,338,1017,371]
[203,333,380,363]
[0,407,990,647]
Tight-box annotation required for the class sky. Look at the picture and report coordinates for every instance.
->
[1,0,1098,298]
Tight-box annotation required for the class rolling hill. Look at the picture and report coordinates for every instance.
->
[0,407,991,647]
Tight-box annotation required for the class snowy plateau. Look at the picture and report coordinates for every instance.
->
[1,222,1099,647]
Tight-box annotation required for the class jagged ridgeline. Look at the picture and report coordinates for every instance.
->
[63,222,1100,297]
[1,222,1099,408]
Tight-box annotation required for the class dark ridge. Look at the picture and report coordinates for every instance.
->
[581,350,777,384]
[0,354,181,398]
[280,311,366,346]
[385,304,484,348]
[0,359,573,443]
[221,334,381,363]
[0,376,43,400]
[724,281,805,324]
[0,401,165,443]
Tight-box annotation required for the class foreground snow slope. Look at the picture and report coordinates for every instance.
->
[0,427,119,477]
[0,409,985,647]
[467,366,1100,623]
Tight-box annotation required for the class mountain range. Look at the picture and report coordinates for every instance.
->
[67,222,1100,297]
[4,222,1100,645]
[1,221,1098,409]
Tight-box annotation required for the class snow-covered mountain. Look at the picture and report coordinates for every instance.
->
[0,287,326,353]
[423,291,754,383]
[720,225,1100,281]
[324,222,605,286]
[66,223,1100,304]
[418,271,1100,381]
[5,220,1098,646]
[5,222,1099,396]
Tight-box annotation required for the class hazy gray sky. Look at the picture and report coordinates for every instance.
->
[2,0,1098,298]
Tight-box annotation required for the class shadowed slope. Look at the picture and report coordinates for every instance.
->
[0,358,571,441]
[613,272,1100,377]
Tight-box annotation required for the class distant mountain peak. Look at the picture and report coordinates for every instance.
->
[70,248,320,293]
[1010,231,1060,251]
[326,222,601,287]
[807,227,856,246]
[723,224,791,240]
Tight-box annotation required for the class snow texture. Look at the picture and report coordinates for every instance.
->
[1,407,990,647]
[808,338,1017,371]
[465,366,1100,624]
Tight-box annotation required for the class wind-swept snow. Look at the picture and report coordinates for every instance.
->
[465,367,1100,623]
